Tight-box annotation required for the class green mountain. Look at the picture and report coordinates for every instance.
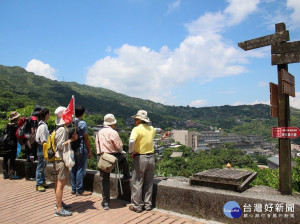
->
[1,64,300,142]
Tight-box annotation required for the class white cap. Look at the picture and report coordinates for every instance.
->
[103,114,117,126]
[54,106,66,118]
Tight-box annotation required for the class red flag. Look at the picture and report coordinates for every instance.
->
[62,96,75,124]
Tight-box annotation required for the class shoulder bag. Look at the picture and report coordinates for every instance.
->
[98,152,116,173]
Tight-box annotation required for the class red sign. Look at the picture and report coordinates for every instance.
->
[272,127,300,138]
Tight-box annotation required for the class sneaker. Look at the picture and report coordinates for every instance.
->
[129,205,143,213]
[9,175,20,180]
[76,191,92,196]
[71,191,76,195]
[101,202,109,210]
[54,207,72,217]
[36,185,45,192]
[55,201,72,210]
[41,181,49,189]
[25,177,35,181]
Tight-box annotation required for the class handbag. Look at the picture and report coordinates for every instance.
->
[63,146,75,168]
[97,153,116,173]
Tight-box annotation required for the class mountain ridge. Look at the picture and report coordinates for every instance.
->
[2,64,300,141]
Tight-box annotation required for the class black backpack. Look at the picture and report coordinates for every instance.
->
[68,119,83,154]
[0,124,17,155]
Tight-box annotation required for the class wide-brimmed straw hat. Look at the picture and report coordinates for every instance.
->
[132,110,150,123]
[55,117,66,126]
[9,111,21,121]
[103,114,117,126]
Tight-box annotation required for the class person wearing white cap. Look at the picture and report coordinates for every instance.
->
[54,106,66,118]
[54,107,78,217]
[128,110,162,213]
[95,114,131,210]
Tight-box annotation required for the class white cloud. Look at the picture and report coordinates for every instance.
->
[287,0,300,25]
[25,59,57,80]
[167,0,181,14]
[290,92,300,109]
[258,81,268,87]
[233,100,269,106]
[186,0,260,34]
[85,0,261,105]
[225,0,260,25]
[218,89,237,94]
[190,99,208,107]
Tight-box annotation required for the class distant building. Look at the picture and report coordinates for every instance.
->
[291,144,300,157]
[154,147,165,155]
[267,156,279,169]
[170,152,183,158]
[199,131,220,145]
[172,130,199,149]
[171,129,276,154]
[92,124,103,136]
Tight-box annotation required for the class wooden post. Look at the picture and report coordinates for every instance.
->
[276,23,292,195]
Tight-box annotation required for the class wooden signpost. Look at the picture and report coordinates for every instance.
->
[238,23,299,195]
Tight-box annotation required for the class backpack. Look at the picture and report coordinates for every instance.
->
[68,119,83,154]
[16,116,28,139]
[0,125,17,155]
[42,130,56,162]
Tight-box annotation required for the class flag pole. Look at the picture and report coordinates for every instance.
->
[72,95,75,116]
[72,95,76,133]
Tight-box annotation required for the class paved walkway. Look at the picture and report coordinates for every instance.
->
[0,177,208,224]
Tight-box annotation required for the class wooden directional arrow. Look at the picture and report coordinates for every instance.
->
[281,69,295,86]
[272,52,300,65]
[270,82,279,117]
[282,81,295,97]
[238,30,289,51]
[271,41,300,54]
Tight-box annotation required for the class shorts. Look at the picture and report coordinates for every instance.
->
[55,160,69,180]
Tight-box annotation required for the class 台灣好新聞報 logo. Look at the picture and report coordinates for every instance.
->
[223,201,242,218]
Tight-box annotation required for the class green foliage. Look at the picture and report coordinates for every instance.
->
[157,145,258,177]
[84,113,103,127]
[87,136,98,170]
[119,131,129,152]
[157,145,300,192]
[253,155,268,165]
[251,169,279,190]
[292,158,300,192]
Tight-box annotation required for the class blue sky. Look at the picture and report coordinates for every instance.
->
[1,0,300,108]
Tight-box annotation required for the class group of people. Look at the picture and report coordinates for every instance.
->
[2,105,161,217]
